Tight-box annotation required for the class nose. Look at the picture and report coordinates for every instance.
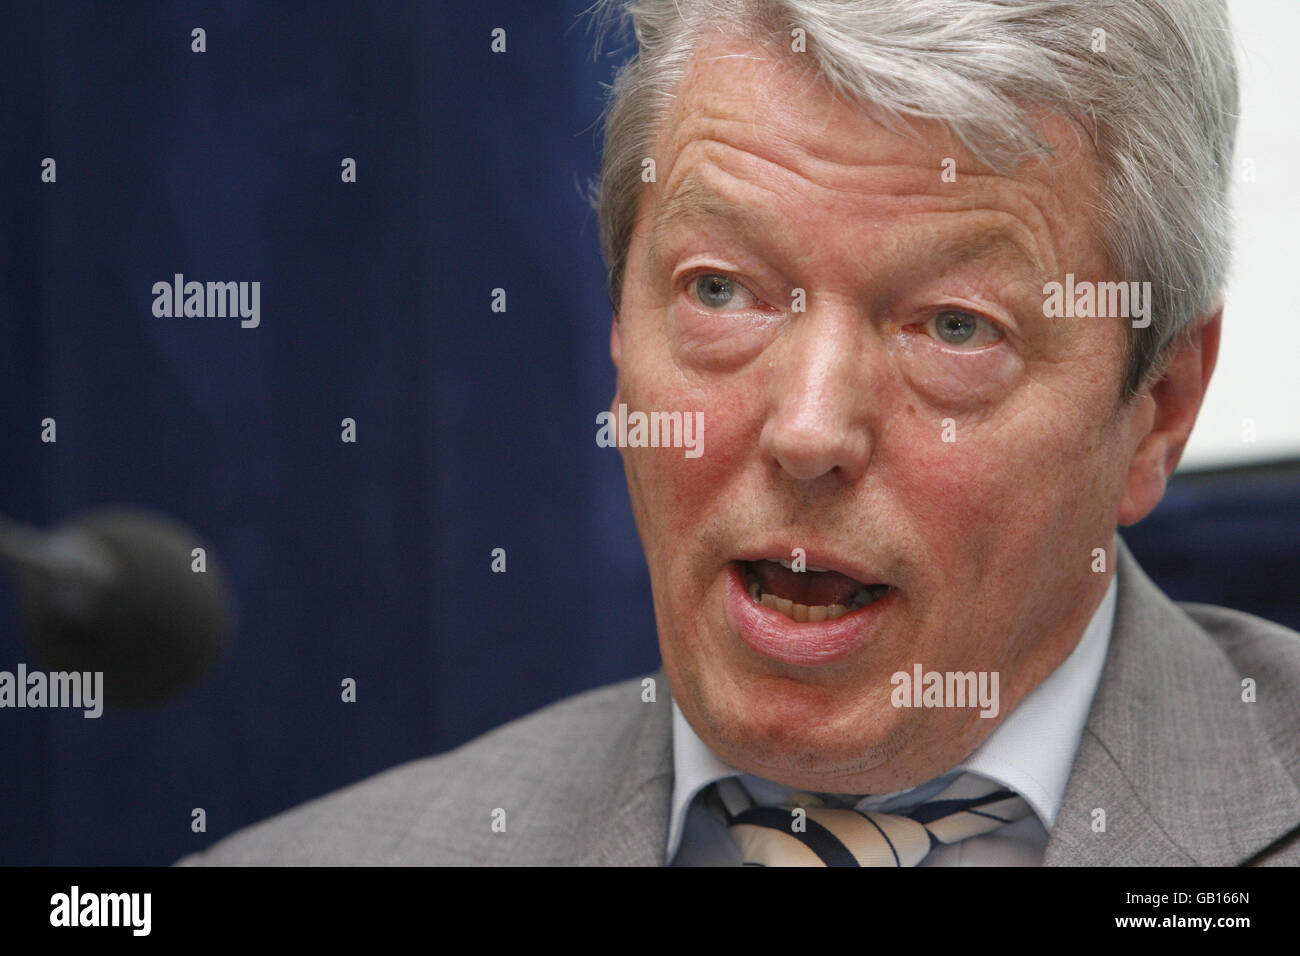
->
[759,306,874,483]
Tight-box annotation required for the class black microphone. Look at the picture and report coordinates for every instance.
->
[0,507,232,707]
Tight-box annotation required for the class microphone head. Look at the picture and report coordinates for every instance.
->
[16,507,232,707]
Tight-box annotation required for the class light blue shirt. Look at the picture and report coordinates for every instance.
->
[668,576,1118,866]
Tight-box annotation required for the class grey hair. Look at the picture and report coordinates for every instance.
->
[585,0,1239,396]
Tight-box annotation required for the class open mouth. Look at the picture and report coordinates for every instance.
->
[739,558,890,622]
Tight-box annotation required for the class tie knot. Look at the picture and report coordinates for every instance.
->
[781,791,825,810]
[716,773,1032,866]
[780,790,869,811]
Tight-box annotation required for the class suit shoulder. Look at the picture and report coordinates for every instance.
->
[176,674,652,865]
[1178,601,1300,679]
[1178,601,1300,779]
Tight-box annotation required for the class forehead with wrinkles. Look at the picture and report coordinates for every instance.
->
[628,32,1112,358]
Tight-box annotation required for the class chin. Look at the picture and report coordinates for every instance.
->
[671,650,921,784]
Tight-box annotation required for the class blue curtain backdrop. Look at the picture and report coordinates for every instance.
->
[0,1,1296,865]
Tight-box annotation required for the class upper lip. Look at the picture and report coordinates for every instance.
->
[733,543,889,589]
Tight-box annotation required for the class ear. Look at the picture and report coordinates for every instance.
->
[609,316,624,416]
[1117,309,1221,526]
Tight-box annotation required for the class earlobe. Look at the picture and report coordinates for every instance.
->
[1117,383,1185,528]
[1116,310,1221,526]
[1117,393,1161,526]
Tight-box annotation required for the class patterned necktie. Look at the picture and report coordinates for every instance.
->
[715,772,1032,866]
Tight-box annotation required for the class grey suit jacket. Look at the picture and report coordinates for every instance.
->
[178,540,1300,865]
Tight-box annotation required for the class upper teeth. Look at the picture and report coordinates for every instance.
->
[776,558,831,572]
[746,577,888,620]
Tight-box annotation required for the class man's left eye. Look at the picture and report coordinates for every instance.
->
[923,309,1003,349]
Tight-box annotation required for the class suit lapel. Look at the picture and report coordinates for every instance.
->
[573,669,674,865]
[1046,537,1300,865]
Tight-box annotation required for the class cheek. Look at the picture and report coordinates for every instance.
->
[624,390,759,538]
[884,419,1013,584]
[617,348,758,538]
[888,394,1119,604]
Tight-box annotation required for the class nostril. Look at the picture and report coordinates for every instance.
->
[763,420,869,482]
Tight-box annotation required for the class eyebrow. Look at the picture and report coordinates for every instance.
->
[647,176,771,266]
[917,232,1047,287]
[646,176,1047,288]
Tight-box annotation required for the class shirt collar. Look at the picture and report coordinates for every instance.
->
[665,575,1117,860]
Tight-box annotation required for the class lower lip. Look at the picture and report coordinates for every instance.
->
[723,562,895,667]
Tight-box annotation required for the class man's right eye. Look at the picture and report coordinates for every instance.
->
[690,273,758,311]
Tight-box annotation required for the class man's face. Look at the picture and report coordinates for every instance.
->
[612,34,1153,794]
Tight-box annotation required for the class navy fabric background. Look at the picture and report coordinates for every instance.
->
[0,1,1296,865]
